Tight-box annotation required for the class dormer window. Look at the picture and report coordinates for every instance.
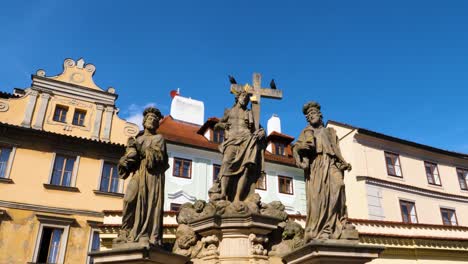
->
[273,142,285,156]
[72,109,86,126]
[53,105,68,123]
[213,129,224,143]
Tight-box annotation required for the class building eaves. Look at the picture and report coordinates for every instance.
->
[0,121,125,148]
[327,120,468,160]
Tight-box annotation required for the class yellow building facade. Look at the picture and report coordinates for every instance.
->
[0,58,138,263]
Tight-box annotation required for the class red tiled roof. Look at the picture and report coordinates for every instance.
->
[159,116,220,152]
[266,131,295,144]
[158,116,297,167]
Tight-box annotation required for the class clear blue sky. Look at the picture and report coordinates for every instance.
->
[1,1,467,152]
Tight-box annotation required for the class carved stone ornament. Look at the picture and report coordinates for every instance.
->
[0,101,9,112]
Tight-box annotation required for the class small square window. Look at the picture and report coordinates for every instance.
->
[399,200,418,223]
[384,152,402,177]
[440,208,458,226]
[213,164,221,182]
[256,173,267,190]
[170,203,182,212]
[72,109,86,126]
[273,142,285,156]
[53,105,68,123]
[173,157,192,178]
[99,162,120,193]
[457,168,468,191]
[424,161,441,186]
[278,175,293,195]
[213,129,224,143]
[50,155,76,187]
[0,147,13,179]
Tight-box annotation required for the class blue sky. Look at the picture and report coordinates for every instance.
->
[0,1,467,152]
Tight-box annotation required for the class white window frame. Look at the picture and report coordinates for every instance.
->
[86,227,101,264]
[0,146,16,179]
[97,159,123,193]
[47,153,80,187]
[32,214,74,264]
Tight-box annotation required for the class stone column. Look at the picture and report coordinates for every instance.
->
[21,90,39,128]
[101,106,114,141]
[91,105,104,140]
[32,93,51,130]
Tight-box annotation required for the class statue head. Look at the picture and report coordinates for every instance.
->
[235,91,250,108]
[142,106,163,131]
[302,101,323,127]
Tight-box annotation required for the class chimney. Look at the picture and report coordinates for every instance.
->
[170,91,205,126]
[267,114,281,135]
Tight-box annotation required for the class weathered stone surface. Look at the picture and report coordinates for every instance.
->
[292,101,358,242]
[113,107,169,247]
[89,246,189,264]
[282,240,384,264]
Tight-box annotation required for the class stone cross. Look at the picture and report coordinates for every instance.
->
[230,73,283,130]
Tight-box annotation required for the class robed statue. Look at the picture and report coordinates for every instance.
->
[293,102,357,242]
[114,107,169,247]
[214,90,266,203]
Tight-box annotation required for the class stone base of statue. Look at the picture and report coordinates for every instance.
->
[187,213,281,264]
[282,240,384,264]
[89,245,189,264]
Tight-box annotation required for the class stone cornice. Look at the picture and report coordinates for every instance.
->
[31,75,117,106]
[357,175,468,202]
[0,200,104,217]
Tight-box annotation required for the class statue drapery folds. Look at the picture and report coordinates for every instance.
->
[114,107,169,247]
[293,101,356,242]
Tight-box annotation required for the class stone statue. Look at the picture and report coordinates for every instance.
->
[114,107,169,247]
[292,101,358,242]
[214,90,266,202]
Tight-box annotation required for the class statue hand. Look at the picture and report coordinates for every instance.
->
[346,163,352,171]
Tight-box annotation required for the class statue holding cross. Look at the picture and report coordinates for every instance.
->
[214,73,283,203]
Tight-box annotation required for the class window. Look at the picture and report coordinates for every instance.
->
[53,105,68,123]
[385,152,402,177]
[50,155,76,187]
[457,168,468,190]
[273,142,285,156]
[170,203,182,212]
[399,200,418,223]
[72,109,86,126]
[440,208,458,226]
[256,173,267,190]
[99,162,120,193]
[88,230,100,264]
[213,164,221,182]
[0,147,12,178]
[173,157,192,178]
[213,129,224,143]
[278,175,293,195]
[33,214,73,264]
[37,227,64,263]
[424,162,441,186]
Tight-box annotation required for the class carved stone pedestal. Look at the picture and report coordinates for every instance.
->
[89,246,189,264]
[282,240,384,264]
[189,214,281,264]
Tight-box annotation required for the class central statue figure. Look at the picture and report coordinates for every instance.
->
[214,90,266,202]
